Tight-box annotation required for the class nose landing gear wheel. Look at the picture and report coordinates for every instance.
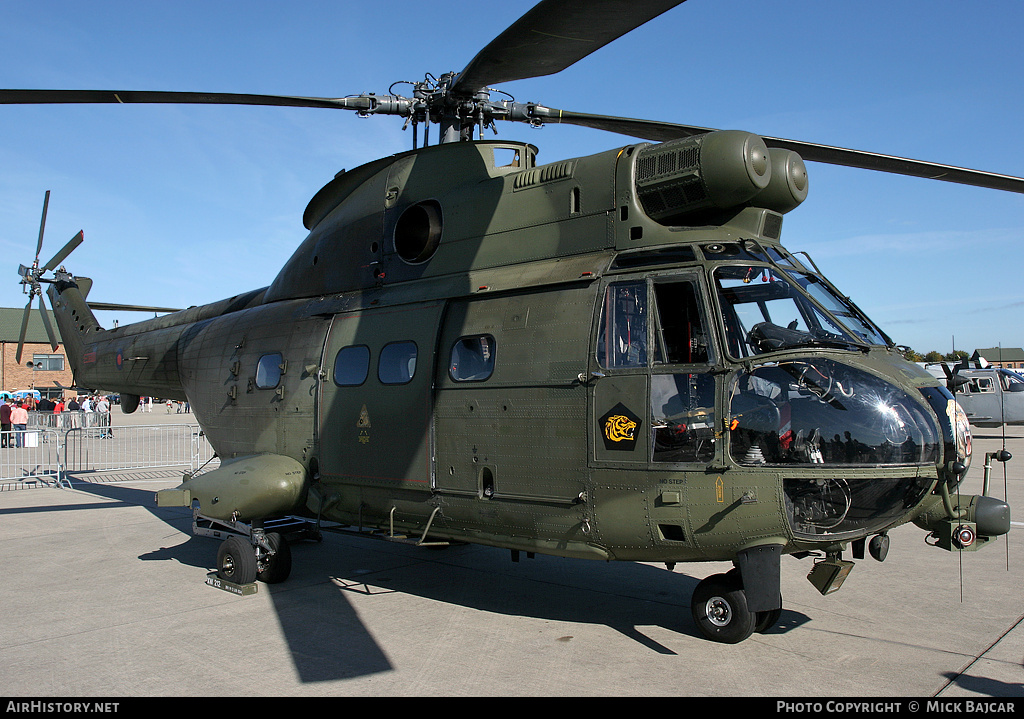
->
[691,572,757,643]
[755,605,782,633]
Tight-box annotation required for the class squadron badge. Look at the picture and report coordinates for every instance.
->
[600,403,642,451]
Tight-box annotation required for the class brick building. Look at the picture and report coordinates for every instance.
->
[0,307,74,401]
[973,347,1024,370]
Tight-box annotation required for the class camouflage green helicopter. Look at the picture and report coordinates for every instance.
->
[8,0,1022,643]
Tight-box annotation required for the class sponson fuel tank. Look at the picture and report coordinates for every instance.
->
[157,454,306,522]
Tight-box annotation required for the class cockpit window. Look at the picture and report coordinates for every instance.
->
[597,277,715,368]
[788,271,889,346]
[729,357,940,539]
[597,281,648,368]
[652,279,712,364]
[714,266,862,358]
[729,357,941,467]
[765,245,803,269]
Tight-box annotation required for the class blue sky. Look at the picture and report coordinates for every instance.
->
[2,0,1023,356]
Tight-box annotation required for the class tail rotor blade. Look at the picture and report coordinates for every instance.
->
[37,294,59,351]
[43,230,84,271]
[36,190,50,262]
[15,298,32,364]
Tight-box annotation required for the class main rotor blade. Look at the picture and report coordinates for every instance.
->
[451,0,686,96]
[759,137,1024,195]
[529,106,712,141]
[87,301,183,313]
[36,190,50,261]
[532,107,1024,195]
[37,295,59,351]
[42,230,84,271]
[0,89,373,111]
[16,298,32,364]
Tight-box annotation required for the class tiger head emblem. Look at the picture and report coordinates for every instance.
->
[604,414,638,443]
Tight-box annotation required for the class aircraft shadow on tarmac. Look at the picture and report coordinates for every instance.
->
[63,479,810,683]
[941,671,1024,697]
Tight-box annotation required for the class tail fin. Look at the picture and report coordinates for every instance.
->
[47,274,104,387]
[46,273,188,400]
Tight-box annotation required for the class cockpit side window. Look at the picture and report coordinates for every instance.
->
[597,280,648,369]
[652,279,712,364]
[790,271,888,346]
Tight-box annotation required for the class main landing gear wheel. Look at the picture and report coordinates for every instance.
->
[217,535,258,584]
[755,604,782,633]
[256,532,292,584]
[690,571,757,644]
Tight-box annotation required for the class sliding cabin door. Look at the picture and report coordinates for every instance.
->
[318,302,444,491]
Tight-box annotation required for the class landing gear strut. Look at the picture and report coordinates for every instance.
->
[214,530,292,585]
[193,509,313,586]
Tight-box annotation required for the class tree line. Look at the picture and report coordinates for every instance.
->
[900,349,969,363]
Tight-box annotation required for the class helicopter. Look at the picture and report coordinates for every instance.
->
[5,0,1022,644]
[925,356,1024,428]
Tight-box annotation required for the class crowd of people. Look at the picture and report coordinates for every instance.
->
[0,397,29,448]
[1,394,117,446]
[2,394,193,447]
[133,396,191,413]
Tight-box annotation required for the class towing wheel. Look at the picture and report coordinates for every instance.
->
[691,572,757,644]
[257,532,292,584]
[217,535,258,584]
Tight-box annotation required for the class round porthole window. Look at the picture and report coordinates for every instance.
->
[394,201,442,264]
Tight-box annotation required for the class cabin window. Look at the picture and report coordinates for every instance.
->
[255,353,284,389]
[450,335,495,382]
[597,280,648,369]
[379,341,418,385]
[333,345,370,387]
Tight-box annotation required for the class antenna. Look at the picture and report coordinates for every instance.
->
[997,344,1009,571]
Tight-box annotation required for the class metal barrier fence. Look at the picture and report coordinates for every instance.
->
[1,424,216,489]
[0,429,66,488]
[29,410,113,432]
[63,424,216,473]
